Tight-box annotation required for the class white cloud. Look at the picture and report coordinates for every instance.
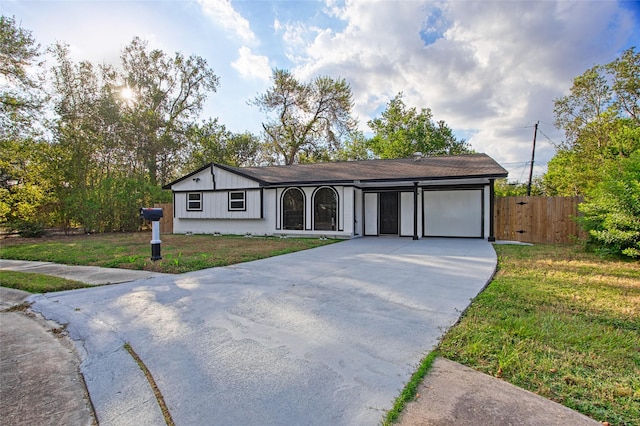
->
[279,0,635,178]
[198,0,256,44]
[231,46,271,81]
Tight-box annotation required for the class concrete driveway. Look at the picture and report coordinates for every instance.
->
[29,237,497,426]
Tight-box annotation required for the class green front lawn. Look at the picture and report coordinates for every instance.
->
[438,244,639,425]
[0,233,337,273]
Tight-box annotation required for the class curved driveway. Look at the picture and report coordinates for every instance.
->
[29,237,497,426]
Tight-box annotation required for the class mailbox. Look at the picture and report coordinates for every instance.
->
[140,207,163,221]
[140,207,163,261]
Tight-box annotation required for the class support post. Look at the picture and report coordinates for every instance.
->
[151,220,162,261]
[488,179,496,242]
[527,121,538,196]
[413,182,419,240]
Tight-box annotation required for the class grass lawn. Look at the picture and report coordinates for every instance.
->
[0,270,92,293]
[0,233,337,274]
[437,244,639,426]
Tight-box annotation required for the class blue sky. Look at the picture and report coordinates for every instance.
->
[3,0,639,180]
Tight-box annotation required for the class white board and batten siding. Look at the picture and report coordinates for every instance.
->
[171,165,260,192]
[423,189,483,238]
[174,190,262,219]
[172,165,262,220]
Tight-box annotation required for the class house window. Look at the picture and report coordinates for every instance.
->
[282,188,304,230]
[314,187,337,231]
[187,192,202,211]
[228,191,246,211]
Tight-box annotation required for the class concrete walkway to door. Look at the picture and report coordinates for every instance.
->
[27,238,496,425]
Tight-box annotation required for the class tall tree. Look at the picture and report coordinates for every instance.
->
[367,92,471,159]
[546,48,640,196]
[120,37,220,185]
[0,16,50,233]
[253,68,356,165]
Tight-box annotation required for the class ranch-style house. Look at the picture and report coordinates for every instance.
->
[162,153,508,240]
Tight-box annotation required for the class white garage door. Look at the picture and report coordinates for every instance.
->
[423,189,483,237]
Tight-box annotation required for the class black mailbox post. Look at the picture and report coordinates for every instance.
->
[140,208,163,261]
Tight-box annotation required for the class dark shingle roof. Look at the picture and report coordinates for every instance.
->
[219,153,507,185]
[163,153,508,189]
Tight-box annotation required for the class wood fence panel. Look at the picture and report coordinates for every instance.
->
[154,203,173,234]
[494,196,585,244]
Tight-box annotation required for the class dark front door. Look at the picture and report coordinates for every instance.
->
[379,192,399,235]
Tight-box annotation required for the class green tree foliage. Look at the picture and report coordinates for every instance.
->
[120,37,220,185]
[41,38,219,232]
[336,130,373,161]
[546,48,640,196]
[547,48,640,258]
[0,15,43,121]
[367,93,471,158]
[0,16,50,234]
[577,152,640,258]
[493,178,545,197]
[253,68,356,165]
[185,119,260,167]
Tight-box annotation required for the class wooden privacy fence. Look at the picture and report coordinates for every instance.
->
[153,203,173,234]
[494,196,586,244]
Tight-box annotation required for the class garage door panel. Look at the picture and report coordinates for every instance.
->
[423,190,482,237]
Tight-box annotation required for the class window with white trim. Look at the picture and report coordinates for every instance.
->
[187,192,202,211]
[228,191,246,211]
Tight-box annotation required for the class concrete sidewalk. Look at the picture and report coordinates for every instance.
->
[1,242,601,425]
[0,259,168,285]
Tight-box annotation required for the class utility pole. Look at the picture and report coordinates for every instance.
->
[527,121,539,196]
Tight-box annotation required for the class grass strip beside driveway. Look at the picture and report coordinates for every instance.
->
[0,271,92,293]
[0,233,336,273]
[438,244,639,426]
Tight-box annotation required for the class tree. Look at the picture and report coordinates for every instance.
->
[0,16,49,234]
[120,37,220,185]
[546,48,640,196]
[185,119,260,168]
[367,93,471,159]
[547,48,640,257]
[253,68,356,165]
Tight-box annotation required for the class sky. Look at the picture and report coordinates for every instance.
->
[3,0,639,181]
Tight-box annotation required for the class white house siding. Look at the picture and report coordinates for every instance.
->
[175,190,262,219]
[274,185,354,237]
[211,165,261,189]
[173,186,356,238]
[173,189,275,235]
[364,193,378,236]
[171,165,260,192]
[399,192,414,237]
[423,189,484,238]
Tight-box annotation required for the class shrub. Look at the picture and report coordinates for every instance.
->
[578,152,640,258]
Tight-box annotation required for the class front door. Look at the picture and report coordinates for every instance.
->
[379,192,399,235]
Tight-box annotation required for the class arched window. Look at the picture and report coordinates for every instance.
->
[314,187,337,231]
[282,188,304,230]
